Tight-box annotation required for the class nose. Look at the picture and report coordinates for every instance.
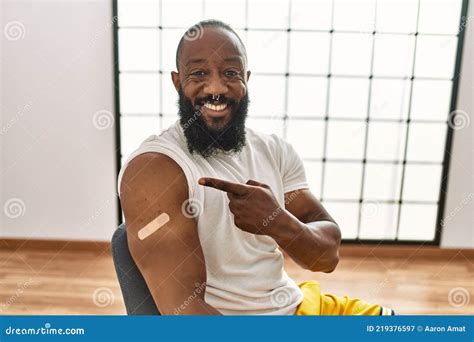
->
[203,73,228,98]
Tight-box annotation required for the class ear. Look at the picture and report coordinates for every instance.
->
[171,71,180,92]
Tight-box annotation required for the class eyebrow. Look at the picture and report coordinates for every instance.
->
[185,58,207,66]
[223,56,244,64]
[184,56,244,67]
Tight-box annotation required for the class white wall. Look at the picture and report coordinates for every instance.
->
[0,0,118,241]
[0,1,471,246]
[441,3,474,249]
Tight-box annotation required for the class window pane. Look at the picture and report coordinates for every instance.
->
[376,0,418,33]
[248,0,289,29]
[289,32,330,74]
[322,202,359,239]
[403,164,443,202]
[120,74,160,114]
[288,76,327,118]
[398,203,438,240]
[406,123,447,162]
[331,33,373,76]
[326,121,366,159]
[333,0,376,32]
[291,0,333,30]
[411,80,452,121]
[414,35,458,79]
[116,0,464,243]
[118,0,160,27]
[162,115,179,131]
[373,34,415,77]
[119,29,160,71]
[204,0,246,28]
[162,77,178,115]
[248,75,286,117]
[363,163,402,200]
[329,78,369,118]
[418,0,463,34]
[286,119,325,159]
[366,121,406,161]
[120,116,160,157]
[162,29,183,72]
[303,161,323,198]
[246,117,284,137]
[161,0,204,27]
[323,162,363,200]
[247,31,288,73]
[370,79,411,120]
[359,202,398,239]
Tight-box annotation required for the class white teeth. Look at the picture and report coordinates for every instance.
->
[204,102,227,112]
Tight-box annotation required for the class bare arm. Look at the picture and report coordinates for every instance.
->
[120,152,221,315]
[275,189,341,273]
[198,178,341,274]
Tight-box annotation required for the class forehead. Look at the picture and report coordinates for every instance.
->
[178,27,246,68]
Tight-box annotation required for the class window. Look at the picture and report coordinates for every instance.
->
[114,0,468,243]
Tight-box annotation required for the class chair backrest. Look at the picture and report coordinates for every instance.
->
[111,223,161,315]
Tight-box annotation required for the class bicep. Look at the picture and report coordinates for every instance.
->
[120,153,209,314]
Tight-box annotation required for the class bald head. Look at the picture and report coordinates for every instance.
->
[175,20,247,72]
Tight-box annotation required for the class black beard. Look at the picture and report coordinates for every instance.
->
[177,89,249,158]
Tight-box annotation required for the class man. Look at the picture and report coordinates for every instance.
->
[118,20,394,315]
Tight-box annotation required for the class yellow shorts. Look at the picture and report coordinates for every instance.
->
[295,280,395,316]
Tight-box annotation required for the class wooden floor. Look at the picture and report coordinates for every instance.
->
[0,241,472,315]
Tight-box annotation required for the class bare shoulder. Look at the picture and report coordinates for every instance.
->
[120,152,187,201]
[120,152,188,223]
[119,152,191,249]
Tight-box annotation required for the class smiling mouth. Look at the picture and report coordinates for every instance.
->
[198,100,232,118]
[203,102,228,112]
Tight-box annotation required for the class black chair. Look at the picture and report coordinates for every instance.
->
[111,223,161,315]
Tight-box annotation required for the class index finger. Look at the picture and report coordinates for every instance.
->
[198,177,248,196]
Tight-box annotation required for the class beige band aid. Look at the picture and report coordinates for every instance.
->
[137,213,170,240]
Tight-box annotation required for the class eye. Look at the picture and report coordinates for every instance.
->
[224,70,238,77]
[190,70,206,77]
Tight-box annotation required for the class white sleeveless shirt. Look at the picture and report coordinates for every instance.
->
[117,120,309,315]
